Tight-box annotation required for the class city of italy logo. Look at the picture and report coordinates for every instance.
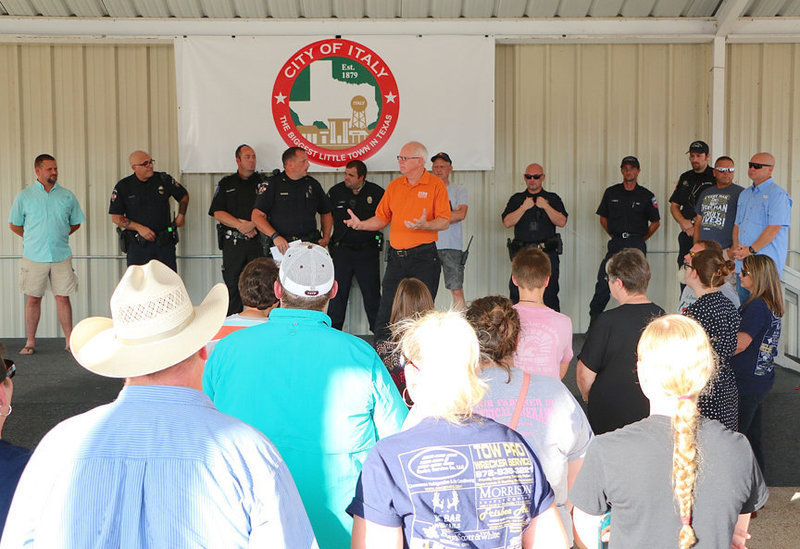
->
[271,38,400,168]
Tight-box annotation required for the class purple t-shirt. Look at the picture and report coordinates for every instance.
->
[347,416,554,547]
[513,305,573,378]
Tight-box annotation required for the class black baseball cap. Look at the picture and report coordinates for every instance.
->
[688,140,709,154]
[430,152,452,164]
[620,156,640,169]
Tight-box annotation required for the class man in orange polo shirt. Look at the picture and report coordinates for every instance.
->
[345,141,451,343]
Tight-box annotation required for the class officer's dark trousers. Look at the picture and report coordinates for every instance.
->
[677,230,694,294]
[509,250,560,311]
[222,237,265,316]
[127,242,177,273]
[328,245,381,332]
[374,243,441,344]
[588,235,646,319]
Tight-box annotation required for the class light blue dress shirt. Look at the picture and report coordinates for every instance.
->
[734,177,792,276]
[204,308,408,549]
[8,181,85,263]
[1,385,317,549]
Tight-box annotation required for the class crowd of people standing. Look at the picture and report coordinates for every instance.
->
[2,137,791,547]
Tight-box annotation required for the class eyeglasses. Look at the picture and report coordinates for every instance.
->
[396,156,421,162]
[133,159,155,167]
[741,269,750,277]
[399,355,419,371]
[3,359,15,379]
[748,162,772,170]
[685,264,695,271]
[524,174,544,180]
[714,167,735,173]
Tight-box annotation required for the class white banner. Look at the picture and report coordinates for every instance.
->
[175,35,494,173]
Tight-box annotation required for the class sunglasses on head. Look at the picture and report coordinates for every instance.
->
[748,162,772,170]
[524,174,544,180]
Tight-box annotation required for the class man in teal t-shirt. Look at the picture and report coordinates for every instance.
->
[9,154,85,355]
[204,243,407,549]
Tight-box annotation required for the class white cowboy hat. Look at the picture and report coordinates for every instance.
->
[70,260,228,378]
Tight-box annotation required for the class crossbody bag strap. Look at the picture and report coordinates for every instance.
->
[509,373,531,430]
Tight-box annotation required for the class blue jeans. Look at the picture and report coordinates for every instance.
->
[738,392,767,474]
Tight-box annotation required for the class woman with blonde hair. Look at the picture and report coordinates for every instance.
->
[732,254,784,474]
[571,315,767,549]
[349,311,568,548]
[683,248,741,430]
[375,277,435,398]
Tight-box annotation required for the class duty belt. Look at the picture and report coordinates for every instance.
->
[614,232,644,239]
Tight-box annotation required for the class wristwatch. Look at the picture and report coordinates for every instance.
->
[748,245,756,255]
[270,232,280,240]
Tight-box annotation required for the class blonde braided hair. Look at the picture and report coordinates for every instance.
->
[638,315,716,548]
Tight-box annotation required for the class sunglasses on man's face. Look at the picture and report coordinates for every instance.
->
[524,174,544,180]
[748,162,773,170]
[714,167,735,173]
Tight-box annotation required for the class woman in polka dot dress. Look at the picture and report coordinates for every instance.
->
[682,249,741,430]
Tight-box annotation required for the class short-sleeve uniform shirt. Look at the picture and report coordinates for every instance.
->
[109,172,187,233]
[669,166,715,220]
[328,180,384,246]
[502,190,568,242]
[596,184,660,236]
[208,172,265,220]
[252,172,332,237]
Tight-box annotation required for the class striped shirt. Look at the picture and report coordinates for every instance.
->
[1,385,317,548]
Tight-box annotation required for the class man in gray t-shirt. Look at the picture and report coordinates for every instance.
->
[431,152,469,310]
[693,156,744,253]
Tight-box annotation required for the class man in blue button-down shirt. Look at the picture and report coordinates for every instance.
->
[2,260,317,548]
[731,152,792,300]
[8,154,85,355]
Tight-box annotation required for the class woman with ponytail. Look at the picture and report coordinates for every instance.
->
[571,315,767,548]
[683,248,741,430]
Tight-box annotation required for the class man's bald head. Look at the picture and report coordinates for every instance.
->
[748,152,775,185]
[129,150,155,181]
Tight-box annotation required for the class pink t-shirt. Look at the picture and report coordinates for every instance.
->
[513,304,573,378]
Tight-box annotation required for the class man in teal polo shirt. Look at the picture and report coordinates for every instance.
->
[9,154,85,355]
[204,242,407,549]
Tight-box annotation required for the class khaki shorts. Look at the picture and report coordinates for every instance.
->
[19,256,79,297]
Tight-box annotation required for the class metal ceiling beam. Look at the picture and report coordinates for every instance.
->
[0,15,797,43]
[715,0,750,36]
[0,16,718,41]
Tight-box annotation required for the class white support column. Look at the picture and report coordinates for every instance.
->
[710,35,726,158]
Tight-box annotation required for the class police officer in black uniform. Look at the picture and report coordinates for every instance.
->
[669,140,714,288]
[209,144,266,315]
[110,150,188,272]
[326,160,384,332]
[588,156,661,320]
[252,147,332,255]
[502,163,568,310]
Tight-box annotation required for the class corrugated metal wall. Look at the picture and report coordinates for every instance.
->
[1,41,797,338]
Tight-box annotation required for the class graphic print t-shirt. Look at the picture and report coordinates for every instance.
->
[347,416,554,548]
